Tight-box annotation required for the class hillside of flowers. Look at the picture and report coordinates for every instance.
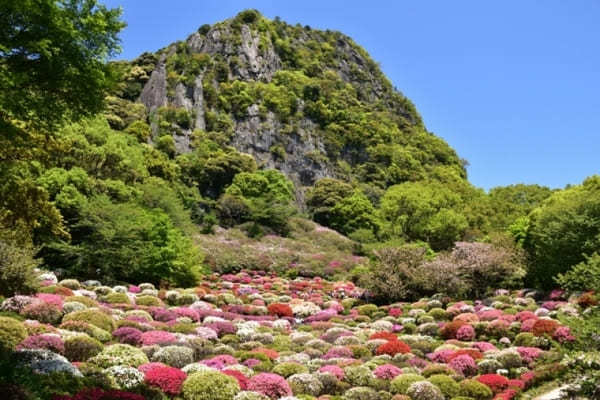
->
[1,270,597,400]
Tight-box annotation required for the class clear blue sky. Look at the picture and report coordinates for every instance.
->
[104,0,600,190]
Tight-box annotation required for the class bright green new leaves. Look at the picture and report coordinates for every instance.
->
[380,181,468,250]
[524,175,600,289]
[0,0,125,128]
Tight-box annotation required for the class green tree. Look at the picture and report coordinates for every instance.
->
[488,184,554,231]
[524,176,600,289]
[44,195,202,287]
[306,178,354,227]
[379,181,468,250]
[0,0,125,129]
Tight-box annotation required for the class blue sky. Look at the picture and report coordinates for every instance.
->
[104,0,600,190]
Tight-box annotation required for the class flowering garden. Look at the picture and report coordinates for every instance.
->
[0,270,598,400]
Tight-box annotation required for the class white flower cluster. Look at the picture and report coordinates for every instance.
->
[105,365,144,389]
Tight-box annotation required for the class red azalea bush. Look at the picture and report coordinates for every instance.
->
[223,369,249,390]
[478,374,510,393]
[531,319,560,337]
[441,320,468,339]
[447,349,483,361]
[267,303,293,318]
[144,365,187,395]
[369,331,398,341]
[375,340,411,356]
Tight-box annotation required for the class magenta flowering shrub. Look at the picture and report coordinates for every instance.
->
[113,327,143,345]
[18,334,65,354]
[373,364,402,379]
[37,293,64,308]
[203,321,236,336]
[319,365,345,380]
[449,354,477,376]
[247,373,292,399]
[140,330,177,346]
[517,347,543,363]
[323,346,353,359]
[456,324,475,341]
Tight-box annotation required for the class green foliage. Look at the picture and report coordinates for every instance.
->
[524,175,600,289]
[222,169,297,235]
[555,253,600,293]
[45,195,202,287]
[380,181,468,250]
[0,0,124,129]
[181,370,240,400]
[62,309,117,333]
[488,184,554,231]
[0,229,40,297]
[0,316,27,353]
[64,336,103,362]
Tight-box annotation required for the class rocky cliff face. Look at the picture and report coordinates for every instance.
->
[112,10,464,195]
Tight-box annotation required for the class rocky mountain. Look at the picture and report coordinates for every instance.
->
[108,9,465,197]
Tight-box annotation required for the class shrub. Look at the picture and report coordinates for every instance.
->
[531,319,560,337]
[105,365,145,390]
[272,362,309,377]
[182,370,240,400]
[22,302,62,324]
[17,334,64,354]
[428,374,461,398]
[144,364,187,395]
[373,364,403,380]
[62,309,116,332]
[151,345,194,368]
[113,327,143,345]
[64,335,103,361]
[140,330,176,346]
[449,355,478,376]
[476,374,509,393]
[135,295,162,307]
[341,386,379,400]
[53,388,145,400]
[0,235,40,297]
[459,379,493,400]
[89,344,149,368]
[287,372,323,396]
[376,340,411,356]
[555,253,600,292]
[267,303,293,318]
[247,373,292,399]
[390,374,425,394]
[406,381,444,400]
[0,316,27,352]
[103,293,131,304]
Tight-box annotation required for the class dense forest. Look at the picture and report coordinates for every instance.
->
[1,2,599,399]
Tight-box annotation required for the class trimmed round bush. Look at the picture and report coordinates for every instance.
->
[407,381,444,400]
[135,295,162,307]
[89,344,149,368]
[62,309,116,332]
[247,373,293,399]
[342,386,379,400]
[151,345,194,368]
[428,374,460,398]
[144,364,187,395]
[287,373,323,396]
[22,302,63,324]
[103,292,131,304]
[0,316,27,352]
[272,362,309,378]
[64,335,103,361]
[459,379,493,400]
[17,334,64,354]
[182,370,240,400]
[390,374,426,395]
